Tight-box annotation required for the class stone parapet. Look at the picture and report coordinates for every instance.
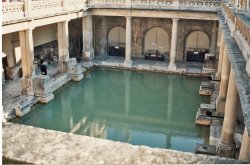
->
[2,0,220,24]
[67,58,84,81]
[33,75,54,103]
[3,123,249,164]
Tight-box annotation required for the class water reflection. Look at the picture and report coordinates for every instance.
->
[16,68,209,152]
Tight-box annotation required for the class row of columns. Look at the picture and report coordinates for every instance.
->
[215,28,250,160]
[18,15,94,94]
[124,17,178,70]
[18,14,179,87]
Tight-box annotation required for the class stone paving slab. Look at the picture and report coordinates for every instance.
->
[3,123,248,164]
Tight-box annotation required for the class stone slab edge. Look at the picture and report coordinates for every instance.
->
[3,123,248,164]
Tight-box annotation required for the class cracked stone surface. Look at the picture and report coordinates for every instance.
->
[3,123,248,164]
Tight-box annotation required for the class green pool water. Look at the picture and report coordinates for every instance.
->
[15,68,209,152]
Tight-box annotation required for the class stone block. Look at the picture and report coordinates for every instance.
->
[68,64,82,75]
[137,64,150,70]
[68,58,77,67]
[72,74,84,82]
[202,67,215,76]
[199,82,214,96]
[37,94,54,104]
[15,98,31,117]
[33,76,51,97]
[124,60,132,68]
[216,99,226,113]
[168,63,177,71]
[33,75,54,103]
[21,77,34,96]
[195,144,217,156]
[217,143,236,158]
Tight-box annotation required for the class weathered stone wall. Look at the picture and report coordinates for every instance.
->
[94,16,126,55]
[94,16,218,61]
[69,18,83,59]
[132,17,172,57]
[3,123,248,164]
[177,19,218,61]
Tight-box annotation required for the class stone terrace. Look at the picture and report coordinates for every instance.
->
[3,123,249,164]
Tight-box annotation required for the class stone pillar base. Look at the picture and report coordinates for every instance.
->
[216,97,226,113]
[68,58,84,82]
[168,63,176,71]
[72,73,84,82]
[124,60,132,68]
[5,67,14,79]
[82,49,94,61]
[21,77,34,96]
[33,75,54,104]
[217,141,236,158]
[215,72,221,81]
[37,93,54,104]
[58,60,68,74]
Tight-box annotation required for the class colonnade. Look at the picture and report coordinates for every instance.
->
[215,27,250,160]
[124,17,178,70]
[16,15,94,94]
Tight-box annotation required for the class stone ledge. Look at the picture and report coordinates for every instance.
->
[3,123,248,164]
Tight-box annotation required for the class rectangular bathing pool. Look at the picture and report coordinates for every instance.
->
[15,68,209,152]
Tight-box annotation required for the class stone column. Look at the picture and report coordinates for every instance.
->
[124,16,132,67]
[2,34,16,79]
[216,47,230,113]
[209,21,217,56]
[57,21,69,73]
[215,33,225,80]
[24,0,31,17]
[82,15,94,61]
[99,17,108,56]
[169,18,179,71]
[247,0,250,10]
[239,127,250,161]
[19,28,35,95]
[217,68,239,158]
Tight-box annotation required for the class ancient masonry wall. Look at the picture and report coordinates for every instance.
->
[93,16,218,61]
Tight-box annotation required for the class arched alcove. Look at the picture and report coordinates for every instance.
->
[144,27,170,55]
[185,31,210,63]
[108,27,126,57]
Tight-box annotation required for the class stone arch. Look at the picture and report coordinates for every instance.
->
[108,27,126,57]
[184,31,210,62]
[143,27,170,55]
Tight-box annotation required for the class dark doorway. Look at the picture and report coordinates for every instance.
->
[186,50,206,63]
[108,45,125,57]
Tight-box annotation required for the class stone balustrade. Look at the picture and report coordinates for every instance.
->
[89,0,127,8]
[222,3,250,46]
[222,3,236,24]
[179,0,221,10]
[236,17,250,46]
[131,0,178,10]
[2,0,88,23]
[2,0,221,23]
[2,2,24,22]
